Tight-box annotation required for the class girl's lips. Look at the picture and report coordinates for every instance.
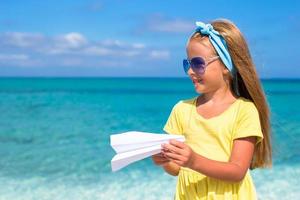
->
[192,79,203,84]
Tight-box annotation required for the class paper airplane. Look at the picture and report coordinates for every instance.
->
[110,131,185,172]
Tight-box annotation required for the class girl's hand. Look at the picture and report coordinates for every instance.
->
[162,139,196,168]
[151,153,170,166]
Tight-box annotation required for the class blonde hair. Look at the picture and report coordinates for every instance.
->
[190,19,272,169]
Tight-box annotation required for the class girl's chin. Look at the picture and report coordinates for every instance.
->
[195,89,203,94]
[194,84,205,93]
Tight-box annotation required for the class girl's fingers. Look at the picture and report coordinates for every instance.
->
[154,160,168,165]
[153,153,164,158]
[162,142,184,155]
[170,159,184,167]
[152,153,170,165]
[161,141,194,167]
[159,160,170,165]
[162,151,190,167]
[163,151,184,161]
[169,139,186,148]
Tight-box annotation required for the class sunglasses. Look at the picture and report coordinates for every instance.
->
[183,56,219,75]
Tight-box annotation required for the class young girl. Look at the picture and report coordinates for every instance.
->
[152,19,272,199]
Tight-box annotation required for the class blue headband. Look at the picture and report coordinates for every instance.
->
[195,22,240,96]
[195,22,234,73]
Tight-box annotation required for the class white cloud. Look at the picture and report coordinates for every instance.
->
[0,54,29,61]
[82,46,112,56]
[132,43,145,49]
[142,15,194,34]
[149,19,194,33]
[120,50,140,57]
[0,31,170,67]
[1,32,44,47]
[101,39,124,47]
[98,60,131,67]
[44,32,88,54]
[0,53,44,67]
[149,50,170,60]
[59,32,87,48]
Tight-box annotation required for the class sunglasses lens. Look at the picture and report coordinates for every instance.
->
[183,59,190,74]
[191,57,206,74]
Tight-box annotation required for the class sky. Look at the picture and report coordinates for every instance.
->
[0,0,299,78]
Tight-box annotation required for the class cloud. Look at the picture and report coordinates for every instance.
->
[44,33,88,55]
[149,50,170,60]
[0,54,29,61]
[137,14,194,34]
[1,32,44,48]
[59,32,88,48]
[82,46,112,56]
[0,31,170,68]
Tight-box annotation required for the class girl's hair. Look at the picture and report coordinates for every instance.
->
[190,19,272,169]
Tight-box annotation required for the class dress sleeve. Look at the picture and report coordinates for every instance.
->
[233,102,264,145]
[163,101,184,135]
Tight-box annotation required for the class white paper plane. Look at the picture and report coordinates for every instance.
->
[110,131,185,172]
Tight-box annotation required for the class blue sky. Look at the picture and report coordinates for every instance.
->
[0,0,299,78]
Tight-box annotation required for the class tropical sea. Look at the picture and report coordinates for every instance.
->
[0,77,299,200]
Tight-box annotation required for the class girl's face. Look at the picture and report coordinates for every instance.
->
[186,39,229,94]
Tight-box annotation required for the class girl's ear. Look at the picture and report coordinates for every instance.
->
[222,66,233,84]
[222,66,230,76]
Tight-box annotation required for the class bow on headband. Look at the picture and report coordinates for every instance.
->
[195,22,233,73]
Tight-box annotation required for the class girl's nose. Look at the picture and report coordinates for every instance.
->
[187,67,195,76]
[187,68,203,79]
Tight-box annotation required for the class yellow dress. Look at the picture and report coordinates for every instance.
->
[163,96,263,200]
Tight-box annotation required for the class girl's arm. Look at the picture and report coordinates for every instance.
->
[162,136,256,182]
[152,153,180,176]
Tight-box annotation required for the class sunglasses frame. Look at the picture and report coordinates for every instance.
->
[183,55,219,75]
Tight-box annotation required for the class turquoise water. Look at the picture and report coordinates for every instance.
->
[0,78,299,200]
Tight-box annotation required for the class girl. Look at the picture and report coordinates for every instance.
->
[152,19,272,200]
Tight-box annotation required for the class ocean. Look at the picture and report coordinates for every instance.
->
[0,77,299,200]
